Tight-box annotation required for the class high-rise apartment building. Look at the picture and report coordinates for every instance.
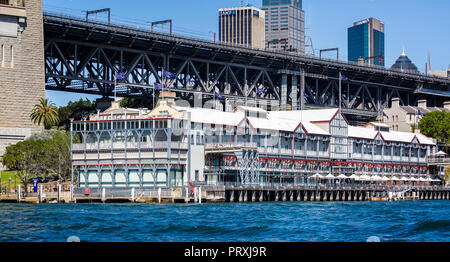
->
[261,0,305,53]
[348,17,385,66]
[218,6,265,49]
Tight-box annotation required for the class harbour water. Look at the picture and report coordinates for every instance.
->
[0,201,449,242]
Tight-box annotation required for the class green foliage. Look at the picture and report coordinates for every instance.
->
[1,130,72,192]
[30,98,59,129]
[120,97,153,109]
[418,110,450,149]
[57,98,97,130]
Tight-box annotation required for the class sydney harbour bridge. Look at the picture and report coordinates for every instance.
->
[43,12,450,123]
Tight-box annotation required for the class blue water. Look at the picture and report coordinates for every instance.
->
[0,201,449,242]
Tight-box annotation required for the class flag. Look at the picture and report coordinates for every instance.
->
[417,109,426,116]
[341,74,350,81]
[256,88,265,95]
[154,82,166,89]
[214,92,225,99]
[303,93,310,98]
[382,111,389,119]
[162,69,176,80]
[115,72,126,80]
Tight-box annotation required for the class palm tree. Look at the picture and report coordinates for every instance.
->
[30,98,59,128]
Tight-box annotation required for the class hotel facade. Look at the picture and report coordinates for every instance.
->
[71,93,440,189]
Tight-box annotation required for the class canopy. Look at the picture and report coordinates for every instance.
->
[401,177,410,181]
[381,176,390,181]
[324,173,336,179]
[356,175,371,181]
[426,177,434,182]
[310,173,323,179]
[419,177,427,182]
[371,175,382,181]
[433,151,447,156]
[391,176,400,181]
[337,174,348,179]
[410,177,419,181]
[349,174,359,179]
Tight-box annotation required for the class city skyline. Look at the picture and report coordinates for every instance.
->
[43,0,450,106]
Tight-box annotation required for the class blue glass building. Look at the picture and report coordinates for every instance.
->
[348,18,385,66]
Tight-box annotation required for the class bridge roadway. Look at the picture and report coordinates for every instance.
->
[43,12,450,122]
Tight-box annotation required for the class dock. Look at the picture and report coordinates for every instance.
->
[1,184,449,203]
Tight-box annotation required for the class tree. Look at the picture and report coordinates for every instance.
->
[1,139,47,194]
[418,110,450,152]
[1,130,73,193]
[57,99,97,130]
[30,98,59,129]
[120,97,153,109]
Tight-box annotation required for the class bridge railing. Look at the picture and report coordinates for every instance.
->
[42,11,450,83]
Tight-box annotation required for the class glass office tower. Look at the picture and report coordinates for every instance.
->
[261,0,305,53]
[348,18,385,66]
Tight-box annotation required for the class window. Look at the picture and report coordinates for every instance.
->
[195,170,199,181]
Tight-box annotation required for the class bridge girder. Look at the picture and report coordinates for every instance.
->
[43,12,450,122]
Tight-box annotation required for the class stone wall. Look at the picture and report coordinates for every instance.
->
[0,0,45,169]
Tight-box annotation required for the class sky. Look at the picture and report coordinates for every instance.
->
[44,0,450,107]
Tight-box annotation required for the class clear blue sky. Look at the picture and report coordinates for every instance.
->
[44,0,450,107]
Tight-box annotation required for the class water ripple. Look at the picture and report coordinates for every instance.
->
[0,201,449,242]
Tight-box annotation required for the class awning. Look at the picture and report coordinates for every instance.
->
[371,175,382,181]
[310,173,323,179]
[324,173,336,179]
[337,174,348,179]
[401,177,410,181]
[349,174,359,179]
[357,175,371,181]
[391,176,400,181]
[381,176,390,181]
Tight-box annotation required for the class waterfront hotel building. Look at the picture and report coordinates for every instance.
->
[71,93,439,189]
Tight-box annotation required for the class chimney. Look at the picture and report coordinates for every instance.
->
[444,101,450,111]
[391,97,400,108]
[417,99,427,109]
[447,67,450,78]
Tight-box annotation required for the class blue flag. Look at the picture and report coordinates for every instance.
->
[382,111,389,119]
[116,72,126,80]
[256,88,266,95]
[341,74,350,81]
[417,109,426,116]
[154,82,166,89]
[303,93,310,98]
[162,69,176,80]
[214,92,225,99]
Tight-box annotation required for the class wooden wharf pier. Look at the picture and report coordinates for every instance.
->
[1,184,449,203]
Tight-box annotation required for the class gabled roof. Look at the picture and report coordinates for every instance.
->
[233,105,268,114]
[246,116,330,136]
[364,122,389,128]
[173,106,244,126]
[415,133,436,145]
[268,108,339,123]
[348,126,378,140]
[380,131,416,143]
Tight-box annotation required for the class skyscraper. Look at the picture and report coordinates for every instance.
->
[218,6,266,49]
[348,18,385,66]
[261,0,305,53]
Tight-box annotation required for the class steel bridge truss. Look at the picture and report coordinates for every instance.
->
[45,39,428,117]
